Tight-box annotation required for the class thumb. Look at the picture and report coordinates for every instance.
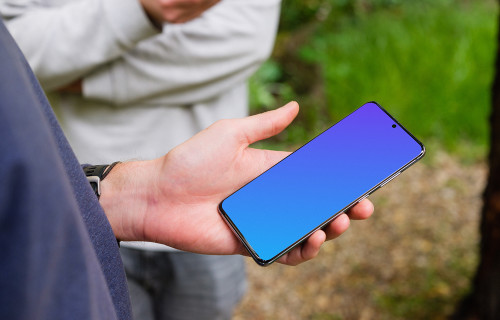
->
[242,101,299,145]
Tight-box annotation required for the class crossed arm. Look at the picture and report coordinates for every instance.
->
[0,0,221,91]
[99,102,374,266]
[2,0,280,106]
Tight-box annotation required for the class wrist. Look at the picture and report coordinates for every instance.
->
[99,158,163,241]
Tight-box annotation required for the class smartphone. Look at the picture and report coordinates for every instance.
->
[218,102,425,266]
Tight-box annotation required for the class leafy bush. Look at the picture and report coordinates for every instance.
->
[251,0,497,160]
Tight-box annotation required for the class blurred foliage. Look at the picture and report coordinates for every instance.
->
[247,0,497,318]
[250,0,497,162]
[278,0,436,32]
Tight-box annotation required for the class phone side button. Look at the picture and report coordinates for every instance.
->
[379,172,401,188]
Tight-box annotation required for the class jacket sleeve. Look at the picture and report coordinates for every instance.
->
[0,0,158,91]
[82,0,281,106]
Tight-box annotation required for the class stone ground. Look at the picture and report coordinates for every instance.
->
[233,152,486,320]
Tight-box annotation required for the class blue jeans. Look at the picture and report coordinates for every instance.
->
[120,247,247,320]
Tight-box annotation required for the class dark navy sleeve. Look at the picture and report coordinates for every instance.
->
[0,19,132,320]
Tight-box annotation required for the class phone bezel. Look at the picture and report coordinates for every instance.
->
[218,101,426,266]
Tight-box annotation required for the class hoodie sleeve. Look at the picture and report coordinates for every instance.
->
[82,0,282,106]
[0,0,158,91]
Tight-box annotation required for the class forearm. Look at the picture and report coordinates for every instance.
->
[2,0,158,91]
[83,0,281,105]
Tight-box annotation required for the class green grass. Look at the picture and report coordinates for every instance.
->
[251,0,498,161]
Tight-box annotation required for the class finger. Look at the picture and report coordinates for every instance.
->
[324,213,350,241]
[347,198,374,220]
[173,0,219,9]
[241,101,299,145]
[301,230,326,260]
[278,230,326,266]
[173,0,220,23]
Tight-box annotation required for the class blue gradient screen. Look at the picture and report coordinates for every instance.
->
[220,102,424,263]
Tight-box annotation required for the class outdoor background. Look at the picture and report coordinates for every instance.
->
[233,0,498,319]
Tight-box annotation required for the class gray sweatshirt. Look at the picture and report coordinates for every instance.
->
[1,0,281,250]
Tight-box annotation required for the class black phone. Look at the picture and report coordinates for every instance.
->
[218,102,425,266]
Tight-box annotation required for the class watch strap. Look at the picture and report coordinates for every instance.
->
[84,162,120,199]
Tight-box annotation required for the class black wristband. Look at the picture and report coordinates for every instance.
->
[83,162,121,247]
[84,161,120,199]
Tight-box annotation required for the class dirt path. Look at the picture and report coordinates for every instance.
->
[234,152,486,319]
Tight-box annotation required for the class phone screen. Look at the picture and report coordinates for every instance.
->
[219,102,425,265]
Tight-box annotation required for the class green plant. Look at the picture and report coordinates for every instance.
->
[251,0,497,161]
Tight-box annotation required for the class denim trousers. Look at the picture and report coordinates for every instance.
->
[120,247,247,320]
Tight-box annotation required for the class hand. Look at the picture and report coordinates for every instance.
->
[56,79,82,94]
[139,0,220,25]
[100,102,374,266]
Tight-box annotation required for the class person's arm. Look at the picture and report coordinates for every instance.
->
[0,0,158,91]
[0,0,220,91]
[82,0,281,106]
[98,102,374,266]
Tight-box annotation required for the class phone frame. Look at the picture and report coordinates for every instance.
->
[218,101,426,266]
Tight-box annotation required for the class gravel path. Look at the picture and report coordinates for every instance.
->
[234,152,485,319]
